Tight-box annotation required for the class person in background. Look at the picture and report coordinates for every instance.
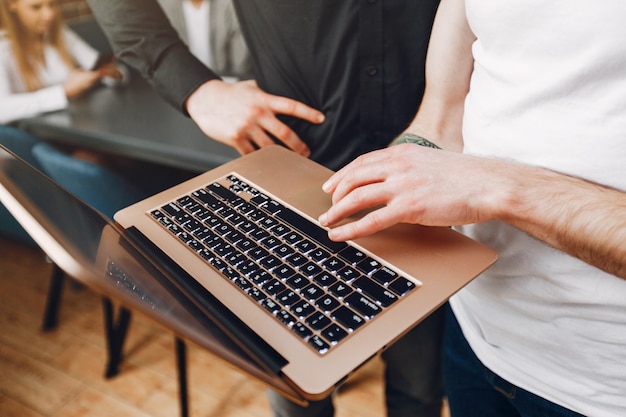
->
[0,0,129,240]
[156,0,252,81]
[87,1,445,416]
[0,0,124,125]
[318,0,626,416]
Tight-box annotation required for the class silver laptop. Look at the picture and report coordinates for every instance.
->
[1,145,497,404]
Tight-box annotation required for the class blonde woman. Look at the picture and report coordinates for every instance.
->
[0,0,123,124]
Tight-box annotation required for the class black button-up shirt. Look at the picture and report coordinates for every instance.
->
[89,0,440,170]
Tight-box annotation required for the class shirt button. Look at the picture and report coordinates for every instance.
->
[366,65,378,76]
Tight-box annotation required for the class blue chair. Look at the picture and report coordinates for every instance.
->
[32,142,144,219]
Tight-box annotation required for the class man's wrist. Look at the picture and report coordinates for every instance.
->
[391,132,441,149]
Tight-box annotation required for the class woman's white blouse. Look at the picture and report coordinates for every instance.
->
[0,27,99,124]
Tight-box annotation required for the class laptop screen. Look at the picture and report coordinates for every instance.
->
[0,146,308,403]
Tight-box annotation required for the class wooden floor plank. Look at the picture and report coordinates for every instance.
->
[2,235,452,417]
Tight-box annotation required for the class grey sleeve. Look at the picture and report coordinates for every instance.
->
[87,0,221,114]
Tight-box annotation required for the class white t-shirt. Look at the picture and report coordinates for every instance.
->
[0,27,99,124]
[453,1,626,416]
[182,0,212,68]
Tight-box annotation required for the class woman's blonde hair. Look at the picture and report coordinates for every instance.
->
[0,0,75,91]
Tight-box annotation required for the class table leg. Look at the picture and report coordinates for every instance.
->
[176,337,189,417]
[41,264,65,331]
[102,297,132,378]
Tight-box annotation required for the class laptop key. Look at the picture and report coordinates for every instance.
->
[336,265,360,282]
[187,239,203,252]
[223,266,239,280]
[225,230,244,244]
[296,239,316,254]
[300,261,322,277]
[235,238,256,252]
[308,336,330,354]
[306,312,331,330]
[372,266,398,285]
[321,324,348,344]
[275,207,347,253]
[161,202,182,217]
[208,182,242,205]
[209,257,227,271]
[276,290,299,307]
[248,246,270,261]
[285,274,308,290]
[249,287,266,302]
[194,190,226,212]
[291,300,315,318]
[271,223,290,236]
[332,306,365,331]
[198,248,214,262]
[262,298,280,314]
[261,236,280,249]
[260,254,281,269]
[274,264,296,280]
[353,277,398,307]
[213,242,235,257]
[329,282,352,298]
[274,244,295,259]
[388,276,418,296]
[309,247,331,262]
[356,257,382,275]
[249,270,271,285]
[262,199,283,215]
[313,272,336,288]
[323,257,346,272]
[301,283,325,300]
[286,253,308,267]
[338,246,367,264]
[249,193,269,207]
[284,231,303,244]
[249,228,270,241]
[247,208,266,222]
[237,260,258,275]
[345,293,381,318]
[263,278,286,296]
[176,195,193,207]
[277,309,297,326]
[316,295,340,312]
[234,276,252,292]
[292,322,313,339]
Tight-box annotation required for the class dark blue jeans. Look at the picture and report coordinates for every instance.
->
[443,304,585,417]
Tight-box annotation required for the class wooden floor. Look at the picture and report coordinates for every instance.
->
[0,235,448,417]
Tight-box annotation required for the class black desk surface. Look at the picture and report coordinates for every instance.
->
[19,76,239,172]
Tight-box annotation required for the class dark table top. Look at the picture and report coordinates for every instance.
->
[19,75,239,172]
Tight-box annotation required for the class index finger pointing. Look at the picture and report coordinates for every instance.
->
[267,96,325,124]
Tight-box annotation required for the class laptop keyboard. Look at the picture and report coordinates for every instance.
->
[149,174,418,355]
